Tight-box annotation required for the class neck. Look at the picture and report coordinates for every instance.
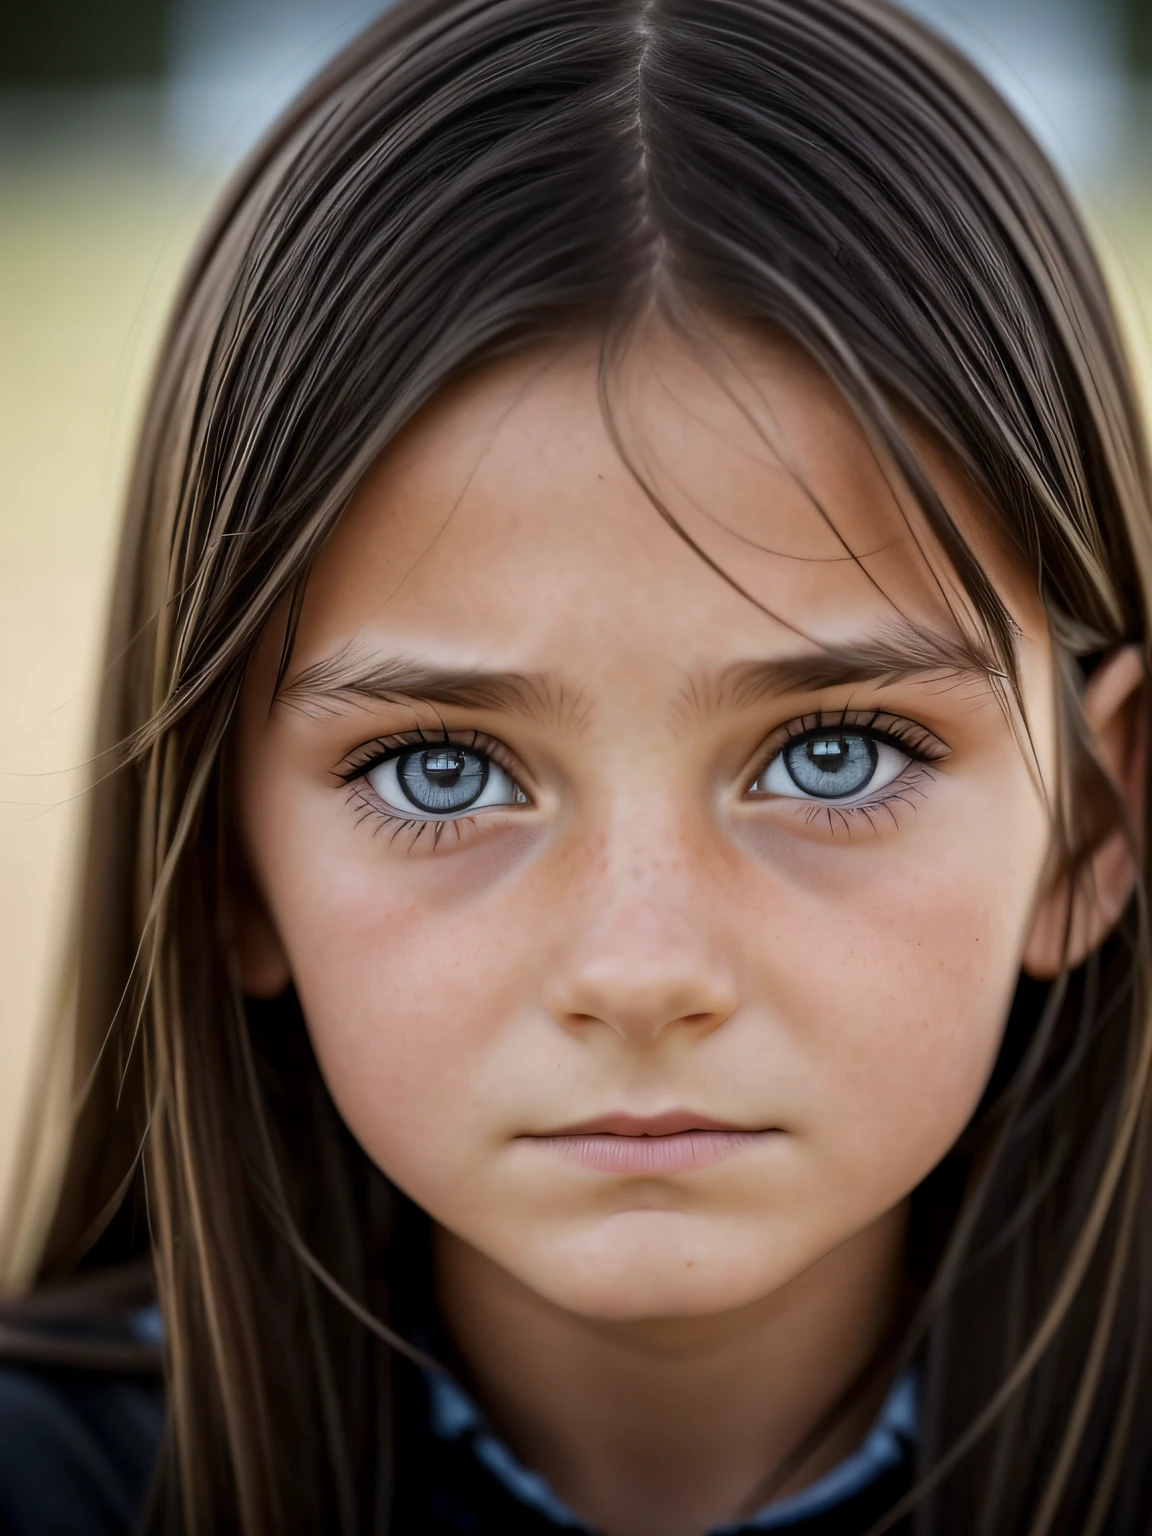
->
[433,1205,909,1536]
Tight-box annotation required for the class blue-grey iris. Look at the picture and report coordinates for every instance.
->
[398,746,489,812]
[783,733,877,799]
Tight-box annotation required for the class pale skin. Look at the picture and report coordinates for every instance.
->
[234,320,1144,1536]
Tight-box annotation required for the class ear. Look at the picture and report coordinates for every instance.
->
[1023,645,1147,979]
[227,863,293,999]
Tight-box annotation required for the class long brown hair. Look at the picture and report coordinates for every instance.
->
[4,0,1152,1530]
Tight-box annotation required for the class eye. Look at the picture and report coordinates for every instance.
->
[751,729,911,802]
[366,744,526,819]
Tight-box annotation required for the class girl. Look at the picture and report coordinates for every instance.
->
[2,0,1150,1532]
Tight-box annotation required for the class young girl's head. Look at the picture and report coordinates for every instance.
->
[9,0,1152,1530]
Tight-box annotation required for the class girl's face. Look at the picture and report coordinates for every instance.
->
[236,324,1058,1321]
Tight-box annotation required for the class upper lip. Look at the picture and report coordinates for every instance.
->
[536,1110,759,1137]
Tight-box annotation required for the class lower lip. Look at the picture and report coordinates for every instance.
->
[530,1129,774,1174]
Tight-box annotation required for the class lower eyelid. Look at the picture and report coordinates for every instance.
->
[741,767,934,846]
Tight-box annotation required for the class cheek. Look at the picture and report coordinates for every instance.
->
[743,780,1047,1201]
[259,811,546,1189]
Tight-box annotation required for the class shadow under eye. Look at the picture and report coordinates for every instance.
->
[386,817,547,896]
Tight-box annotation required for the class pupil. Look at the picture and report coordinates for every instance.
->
[808,736,848,772]
[422,748,466,785]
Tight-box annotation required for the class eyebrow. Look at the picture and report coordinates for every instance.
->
[276,650,576,726]
[277,620,1008,725]
[704,620,1009,714]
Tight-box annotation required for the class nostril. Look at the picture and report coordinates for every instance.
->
[547,956,740,1042]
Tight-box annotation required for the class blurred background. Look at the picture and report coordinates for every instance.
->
[1,0,1151,1216]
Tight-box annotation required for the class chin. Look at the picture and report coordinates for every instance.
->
[518,1211,808,1322]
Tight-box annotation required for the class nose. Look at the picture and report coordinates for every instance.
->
[544,847,740,1046]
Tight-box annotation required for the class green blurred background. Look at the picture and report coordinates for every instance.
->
[1,0,1151,1210]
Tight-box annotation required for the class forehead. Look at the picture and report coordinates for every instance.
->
[296,324,1034,673]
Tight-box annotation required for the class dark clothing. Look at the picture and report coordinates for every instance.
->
[0,1358,913,1536]
[0,1366,162,1536]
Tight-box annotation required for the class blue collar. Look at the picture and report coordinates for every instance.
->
[425,1367,917,1533]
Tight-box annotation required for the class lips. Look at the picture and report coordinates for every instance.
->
[522,1110,777,1174]
[546,1110,751,1137]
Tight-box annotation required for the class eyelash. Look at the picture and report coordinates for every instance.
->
[748,707,950,831]
[337,727,528,848]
